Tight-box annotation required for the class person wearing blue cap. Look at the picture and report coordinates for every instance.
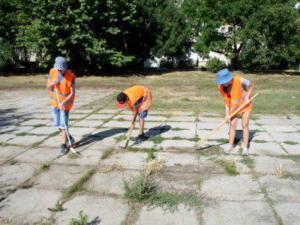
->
[47,56,76,155]
[217,68,254,155]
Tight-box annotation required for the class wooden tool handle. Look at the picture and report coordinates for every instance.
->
[202,93,259,141]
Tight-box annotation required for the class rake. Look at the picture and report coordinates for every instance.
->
[124,125,134,149]
[54,86,80,156]
[197,93,259,150]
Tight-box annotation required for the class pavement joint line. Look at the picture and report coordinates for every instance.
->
[0,101,115,202]
[253,120,289,155]
[286,117,300,132]
[244,157,285,225]
[74,109,123,153]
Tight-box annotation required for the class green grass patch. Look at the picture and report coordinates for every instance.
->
[101,148,114,160]
[149,135,165,144]
[124,175,200,211]
[253,140,268,143]
[48,131,60,137]
[283,141,298,145]
[48,200,65,212]
[171,136,184,140]
[32,124,44,128]
[210,138,228,143]
[7,159,18,165]
[2,72,300,115]
[64,169,95,199]
[197,145,221,156]
[115,117,127,121]
[172,128,186,131]
[39,163,50,171]
[217,159,240,176]
[15,132,29,136]
[190,136,200,142]
[70,210,89,225]
[146,148,157,161]
[127,147,159,161]
[114,135,124,143]
[241,156,254,169]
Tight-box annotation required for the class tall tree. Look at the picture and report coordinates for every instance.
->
[184,0,300,70]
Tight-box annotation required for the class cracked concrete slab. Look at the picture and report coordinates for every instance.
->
[135,205,199,225]
[54,195,128,225]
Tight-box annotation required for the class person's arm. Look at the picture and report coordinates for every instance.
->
[225,103,230,117]
[47,75,57,90]
[244,82,254,103]
[130,110,138,129]
[59,86,75,109]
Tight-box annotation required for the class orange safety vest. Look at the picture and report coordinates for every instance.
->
[47,68,75,111]
[124,85,152,112]
[218,76,252,115]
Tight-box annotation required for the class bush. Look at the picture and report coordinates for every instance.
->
[206,58,225,72]
[0,40,13,70]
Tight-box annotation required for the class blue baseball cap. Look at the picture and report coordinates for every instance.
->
[54,56,68,71]
[217,68,233,85]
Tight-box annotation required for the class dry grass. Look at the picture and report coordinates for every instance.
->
[144,156,165,176]
[1,71,300,114]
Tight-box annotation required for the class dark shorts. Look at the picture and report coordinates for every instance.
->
[139,111,148,120]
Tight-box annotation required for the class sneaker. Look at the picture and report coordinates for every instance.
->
[224,144,234,153]
[135,134,148,144]
[242,147,249,156]
[60,144,69,155]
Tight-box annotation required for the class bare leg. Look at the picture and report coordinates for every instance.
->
[61,129,67,145]
[242,110,252,148]
[139,118,145,136]
[229,117,238,146]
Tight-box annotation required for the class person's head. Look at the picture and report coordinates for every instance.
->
[216,68,233,87]
[117,92,128,109]
[54,56,68,74]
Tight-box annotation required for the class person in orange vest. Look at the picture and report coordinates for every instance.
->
[117,85,152,143]
[47,57,75,155]
[217,69,254,155]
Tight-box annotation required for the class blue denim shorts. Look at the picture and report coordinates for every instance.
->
[51,107,69,129]
[139,111,148,120]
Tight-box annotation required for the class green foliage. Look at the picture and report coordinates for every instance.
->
[48,200,65,212]
[1,0,299,72]
[124,175,159,202]
[206,58,225,72]
[0,39,13,70]
[124,175,200,211]
[217,159,239,176]
[64,169,95,199]
[184,0,300,71]
[241,156,254,169]
[69,210,89,225]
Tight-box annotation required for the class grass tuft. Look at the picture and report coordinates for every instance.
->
[241,156,254,169]
[283,141,298,145]
[253,140,268,143]
[101,148,114,160]
[149,135,165,144]
[64,169,95,199]
[48,200,65,212]
[217,159,239,176]
[124,175,200,211]
[69,210,89,225]
[8,159,18,165]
